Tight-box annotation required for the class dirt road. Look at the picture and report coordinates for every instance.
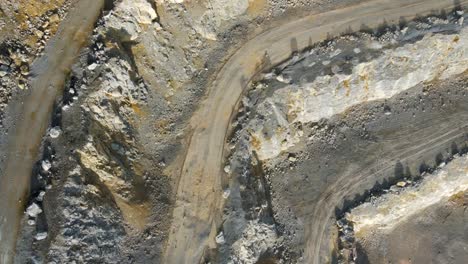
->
[164,0,468,263]
[0,0,104,262]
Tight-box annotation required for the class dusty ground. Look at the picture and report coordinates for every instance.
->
[0,0,467,263]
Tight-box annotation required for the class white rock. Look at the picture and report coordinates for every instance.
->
[87,63,98,71]
[230,221,277,263]
[41,160,52,172]
[123,0,157,25]
[37,191,46,202]
[27,219,36,226]
[400,27,408,35]
[251,28,468,161]
[353,48,361,54]
[223,189,231,199]
[368,41,383,50]
[330,48,342,57]
[215,232,225,244]
[34,232,48,241]
[263,72,276,80]
[396,181,407,187]
[49,127,61,138]
[276,74,291,84]
[331,65,342,74]
[192,0,248,40]
[224,165,231,173]
[105,0,157,41]
[69,166,82,176]
[62,104,70,111]
[26,203,42,217]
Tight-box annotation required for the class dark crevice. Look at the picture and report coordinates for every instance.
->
[103,0,116,12]
[251,152,280,233]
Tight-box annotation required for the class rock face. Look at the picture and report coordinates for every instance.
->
[229,221,277,264]
[47,167,126,264]
[250,27,468,160]
[220,13,468,263]
[3,0,468,264]
[81,59,143,143]
[105,0,157,41]
[76,55,152,229]
[348,154,468,233]
[26,203,42,218]
[193,0,249,40]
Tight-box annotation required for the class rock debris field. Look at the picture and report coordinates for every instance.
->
[0,0,467,263]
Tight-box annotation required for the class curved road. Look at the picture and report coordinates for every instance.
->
[164,0,468,263]
[300,120,468,262]
[0,0,104,263]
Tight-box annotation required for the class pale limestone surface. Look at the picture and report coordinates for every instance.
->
[252,29,468,160]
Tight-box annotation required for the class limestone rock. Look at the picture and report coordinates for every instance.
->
[26,203,42,218]
[34,232,48,241]
[105,0,157,41]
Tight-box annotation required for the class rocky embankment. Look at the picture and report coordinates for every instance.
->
[1,0,467,263]
[219,11,468,263]
[8,0,352,262]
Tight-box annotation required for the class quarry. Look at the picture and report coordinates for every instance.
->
[0,0,467,263]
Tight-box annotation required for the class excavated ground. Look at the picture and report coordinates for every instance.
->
[221,11,468,263]
[3,0,371,262]
[343,153,468,263]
